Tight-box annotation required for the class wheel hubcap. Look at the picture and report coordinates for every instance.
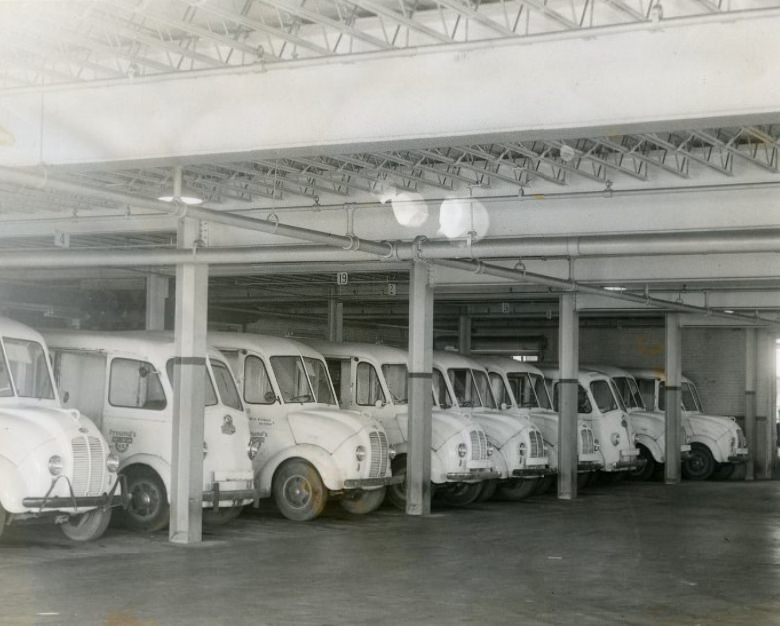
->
[130,481,161,520]
[283,474,313,509]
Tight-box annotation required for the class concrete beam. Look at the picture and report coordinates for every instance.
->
[3,11,780,167]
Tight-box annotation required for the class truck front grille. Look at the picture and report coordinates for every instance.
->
[368,431,388,478]
[580,427,595,455]
[529,430,545,459]
[71,435,106,496]
[470,430,487,461]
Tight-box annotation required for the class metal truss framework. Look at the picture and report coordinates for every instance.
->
[1,0,776,90]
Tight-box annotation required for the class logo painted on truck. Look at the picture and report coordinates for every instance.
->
[221,415,236,435]
[109,429,136,453]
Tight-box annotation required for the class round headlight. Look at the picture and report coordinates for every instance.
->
[247,437,262,460]
[388,445,397,460]
[457,443,468,458]
[355,445,367,462]
[594,438,601,451]
[487,442,495,457]
[610,432,621,447]
[106,454,120,473]
[48,455,64,476]
[518,442,526,458]
[203,441,208,459]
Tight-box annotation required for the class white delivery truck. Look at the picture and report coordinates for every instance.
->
[211,333,400,521]
[432,351,550,501]
[587,365,691,481]
[0,317,121,541]
[541,367,642,481]
[479,356,602,491]
[307,340,498,509]
[46,331,256,531]
[627,368,749,481]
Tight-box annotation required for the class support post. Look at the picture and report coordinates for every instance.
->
[745,328,757,481]
[145,274,169,331]
[664,313,682,484]
[458,315,471,355]
[169,217,208,544]
[406,261,433,516]
[756,331,778,480]
[327,290,344,342]
[557,293,578,500]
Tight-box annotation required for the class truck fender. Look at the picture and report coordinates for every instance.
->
[635,434,664,464]
[256,444,343,498]
[430,449,446,484]
[0,455,26,513]
[120,454,172,503]
[688,434,728,464]
[489,443,511,479]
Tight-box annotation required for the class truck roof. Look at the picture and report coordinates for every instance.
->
[1,317,49,345]
[623,367,694,385]
[538,366,611,385]
[476,355,545,377]
[582,364,635,379]
[210,332,325,360]
[42,330,226,362]
[432,350,488,372]
[305,339,408,364]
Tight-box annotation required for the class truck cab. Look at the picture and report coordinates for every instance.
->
[46,331,255,531]
[478,356,602,490]
[541,367,642,478]
[211,333,400,521]
[307,340,497,509]
[432,351,550,501]
[627,368,749,481]
[0,318,121,542]
[587,365,691,481]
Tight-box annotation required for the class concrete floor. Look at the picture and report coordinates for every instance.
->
[2,480,779,626]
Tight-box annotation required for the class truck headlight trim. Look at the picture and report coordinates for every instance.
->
[355,445,367,462]
[48,455,64,476]
[611,432,621,447]
[247,437,262,460]
[106,454,120,473]
[457,443,467,458]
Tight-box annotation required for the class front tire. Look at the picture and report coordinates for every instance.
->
[712,462,735,481]
[272,459,327,522]
[496,478,539,501]
[340,488,386,515]
[203,506,243,525]
[682,443,716,481]
[60,508,112,542]
[438,482,482,507]
[534,475,555,495]
[122,466,169,532]
[629,446,657,481]
[475,479,498,502]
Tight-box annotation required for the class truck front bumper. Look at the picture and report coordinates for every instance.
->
[728,449,750,463]
[577,461,603,473]
[24,474,125,511]
[511,466,552,478]
[609,449,645,471]
[445,468,500,483]
[343,475,404,490]
[203,487,257,510]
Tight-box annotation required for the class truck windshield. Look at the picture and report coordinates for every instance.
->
[530,374,553,409]
[613,376,645,410]
[210,360,243,411]
[472,370,497,409]
[0,345,13,397]
[3,338,55,399]
[609,379,627,411]
[166,360,218,406]
[303,357,336,405]
[382,364,408,404]
[448,368,484,408]
[682,382,702,412]
[270,356,314,404]
[506,372,541,408]
[489,373,512,407]
[432,368,453,409]
[590,379,618,413]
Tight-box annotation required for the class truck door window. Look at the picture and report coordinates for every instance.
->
[554,383,592,413]
[381,364,408,404]
[166,360,218,406]
[507,372,537,408]
[303,357,336,405]
[590,380,618,413]
[52,350,107,424]
[448,368,481,407]
[111,358,167,410]
[211,360,243,410]
[530,374,553,409]
[432,368,453,409]
[657,383,666,410]
[3,338,55,399]
[637,378,656,411]
[472,370,497,409]
[270,356,314,403]
[0,344,13,397]
[244,355,275,405]
[489,373,511,407]
[355,362,385,406]
[681,382,702,412]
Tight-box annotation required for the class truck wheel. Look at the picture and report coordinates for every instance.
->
[386,456,407,511]
[122,466,170,532]
[438,483,481,507]
[340,488,386,515]
[497,478,539,501]
[0,502,6,540]
[272,459,327,522]
[682,443,715,481]
[711,463,735,481]
[60,508,112,542]
[203,506,243,525]
[628,446,656,481]
[534,475,555,495]
[475,479,498,502]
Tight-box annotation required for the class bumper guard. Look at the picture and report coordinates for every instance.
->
[23,473,126,513]
[445,469,500,482]
[343,475,404,490]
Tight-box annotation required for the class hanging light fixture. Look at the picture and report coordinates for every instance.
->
[158,166,203,205]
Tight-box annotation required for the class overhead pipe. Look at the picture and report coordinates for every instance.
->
[1,166,778,325]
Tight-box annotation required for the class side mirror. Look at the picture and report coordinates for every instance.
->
[500,402,509,411]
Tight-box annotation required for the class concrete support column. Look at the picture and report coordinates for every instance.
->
[145,274,169,331]
[406,261,433,516]
[327,290,344,342]
[745,329,757,481]
[169,217,208,544]
[755,331,778,480]
[557,292,578,500]
[458,315,471,355]
[664,313,682,485]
